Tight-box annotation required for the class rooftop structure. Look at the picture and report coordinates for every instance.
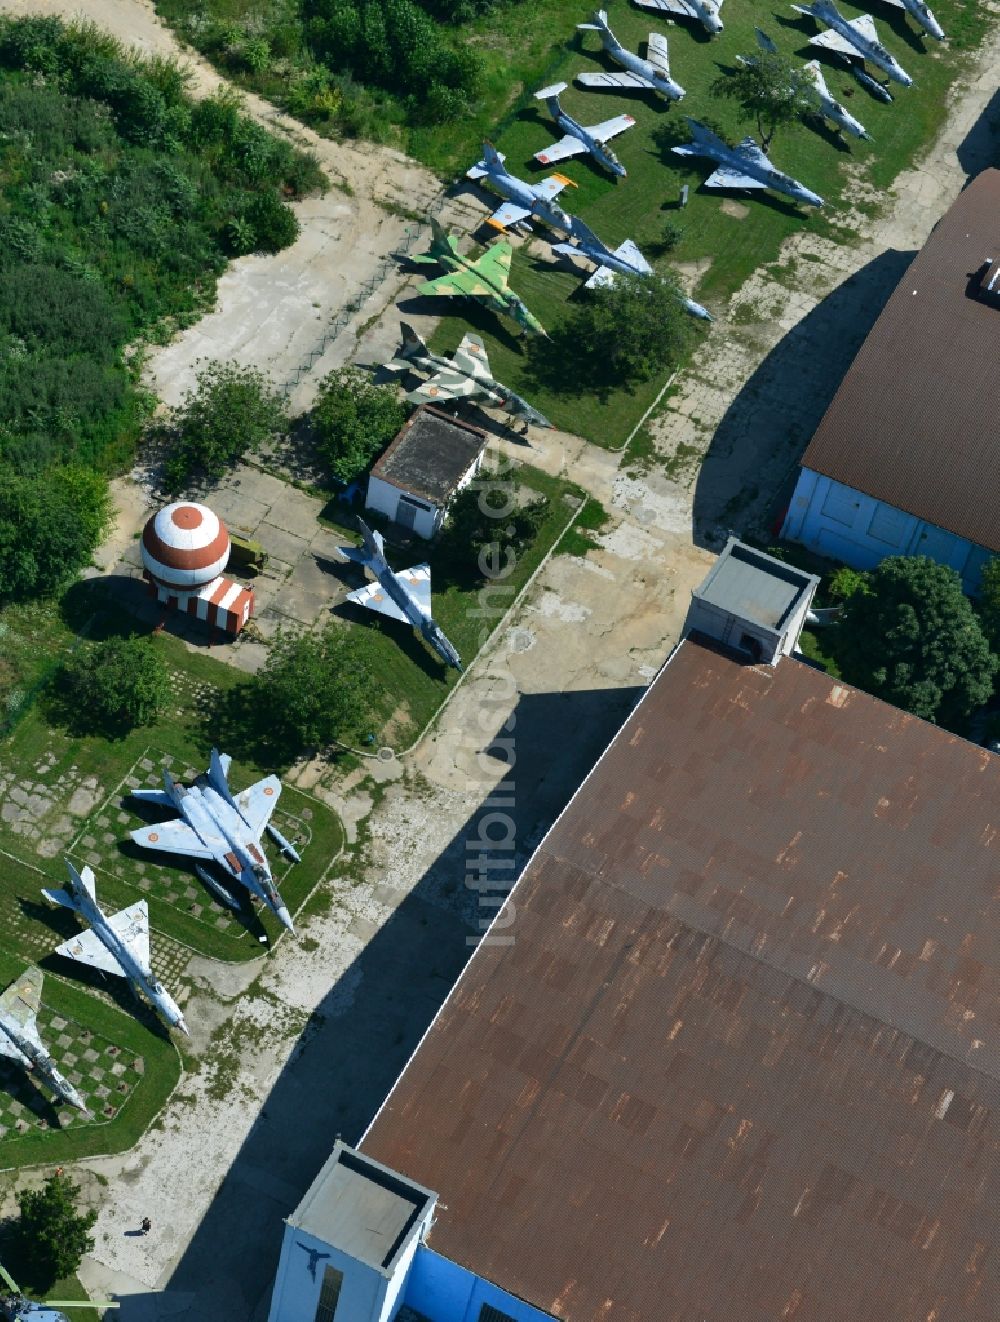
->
[366,406,488,539]
[783,169,1000,587]
[359,634,1000,1321]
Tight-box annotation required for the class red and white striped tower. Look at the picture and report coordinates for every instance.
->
[140,503,253,637]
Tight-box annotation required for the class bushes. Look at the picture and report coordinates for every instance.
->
[311,368,407,484]
[164,361,288,491]
[0,465,109,605]
[55,636,171,736]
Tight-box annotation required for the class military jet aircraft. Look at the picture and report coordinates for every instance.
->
[1,1260,118,1322]
[576,12,686,101]
[533,82,635,178]
[128,752,297,934]
[744,30,871,140]
[467,142,576,233]
[0,966,88,1114]
[410,219,546,338]
[338,520,462,670]
[880,0,944,39]
[792,1,913,88]
[43,862,188,1033]
[633,0,723,35]
[385,322,552,430]
[672,118,824,207]
[552,219,713,320]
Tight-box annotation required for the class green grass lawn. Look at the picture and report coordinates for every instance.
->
[417,0,989,444]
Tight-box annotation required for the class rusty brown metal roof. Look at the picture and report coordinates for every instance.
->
[800,168,1000,552]
[363,637,1000,1321]
[370,405,487,506]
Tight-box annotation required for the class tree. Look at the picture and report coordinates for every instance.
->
[163,360,286,492]
[0,465,109,605]
[711,53,820,150]
[835,556,997,726]
[533,272,692,393]
[56,636,171,736]
[11,1172,97,1292]
[437,468,549,582]
[311,368,407,484]
[244,624,376,757]
[976,556,1000,654]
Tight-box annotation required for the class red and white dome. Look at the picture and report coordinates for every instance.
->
[141,502,230,591]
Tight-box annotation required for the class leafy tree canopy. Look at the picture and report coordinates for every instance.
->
[711,52,820,149]
[976,556,1000,654]
[437,466,549,583]
[164,361,287,492]
[835,556,997,726]
[55,636,171,737]
[311,368,407,485]
[12,1172,98,1292]
[532,272,693,394]
[0,464,109,606]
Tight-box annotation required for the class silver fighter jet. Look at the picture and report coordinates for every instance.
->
[880,0,944,39]
[672,118,824,207]
[0,966,88,1113]
[338,520,462,670]
[533,82,635,178]
[43,861,188,1034]
[385,323,552,430]
[792,1,913,87]
[633,0,723,35]
[576,11,686,101]
[467,142,576,232]
[552,218,712,320]
[747,30,871,140]
[129,750,297,934]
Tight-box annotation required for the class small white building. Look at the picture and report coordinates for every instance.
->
[366,406,488,539]
[685,537,818,665]
[782,168,1000,593]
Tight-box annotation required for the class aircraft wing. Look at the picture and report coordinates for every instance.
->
[107,902,151,977]
[418,270,485,298]
[452,332,492,380]
[347,581,411,623]
[131,817,218,861]
[809,26,862,55]
[704,165,769,189]
[587,113,636,144]
[646,32,672,75]
[534,134,587,165]
[634,0,702,15]
[410,370,480,404]
[397,565,433,614]
[55,927,123,977]
[535,176,570,201]
[472,241,513,286]
[488,200,532,230]
[615,239,653,274]
[851,13,879,39]
[576,71,651,91]
[0,966,43,1040]
[234,776,282,839]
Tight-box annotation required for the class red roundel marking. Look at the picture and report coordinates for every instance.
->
[538,155,550,163]
[148,832,159,842]
[264,786,275,796]
[171,505,204,530]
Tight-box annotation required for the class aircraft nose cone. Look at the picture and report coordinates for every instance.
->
[177,1017,190,1036]
[277,906,295,934]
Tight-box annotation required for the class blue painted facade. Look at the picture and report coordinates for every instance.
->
[402,1245,555,1322]
[782,468,993,593]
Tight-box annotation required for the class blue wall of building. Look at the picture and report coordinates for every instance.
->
[782,469,992,593]
[402,1245,556,1322]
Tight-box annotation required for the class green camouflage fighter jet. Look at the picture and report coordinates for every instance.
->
[410,218,547,338]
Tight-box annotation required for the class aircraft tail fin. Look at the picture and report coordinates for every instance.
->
[469,142,505,180]
[399,321,429,359]
[754,26,779,52]
[429,216,459,254]
[356,518,385,563]
[578,8,609,27]
[535,81,569,106]
[42,887,77,912]
[208,747,234,800]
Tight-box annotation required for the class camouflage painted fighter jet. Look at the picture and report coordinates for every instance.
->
[384,322,552,430]
[0,965,88,1113]
[576,12,686,101]
[533,82,636,178]
[410,218,546,337]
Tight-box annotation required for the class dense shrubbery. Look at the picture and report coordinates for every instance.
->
[311,368,408,484]
[55,636,171,736]
[0,15,320,475]
[0,465,109,607]
[437,468,549,584]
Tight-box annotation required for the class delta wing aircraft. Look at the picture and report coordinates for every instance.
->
[43,862,188,1033]
[385,322,552,430]
[746,29,871,140]
[672,118,824,207]
[129,751,298,934]
[552,219,713,320]
[576,11,686,101]
[533,82,635,178]
[467,142,576,233]
[881,0,944,39]
[792,0,913,87]
[0,966,88,1113]
[410,219,546,338]
[338,520,462,670]
[633,0,724,35]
